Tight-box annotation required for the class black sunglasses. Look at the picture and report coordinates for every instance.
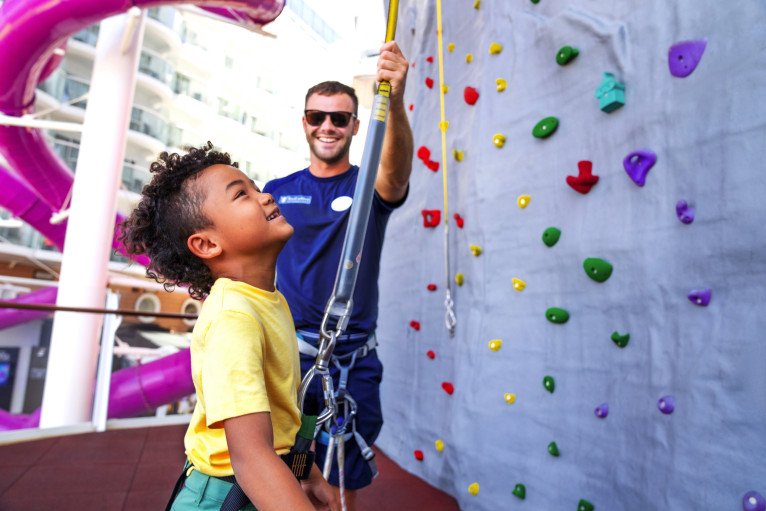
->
[304,110,356,128]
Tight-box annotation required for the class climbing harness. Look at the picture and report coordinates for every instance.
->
[435,0,457,336]
[298,330,380,481]
[296,1,399,509]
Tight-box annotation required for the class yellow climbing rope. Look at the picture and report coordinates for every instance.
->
[435,0,456,335]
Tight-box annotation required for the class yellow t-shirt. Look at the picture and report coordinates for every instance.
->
[184,277,301,477]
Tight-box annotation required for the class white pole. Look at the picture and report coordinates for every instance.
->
[92,290,121,432]
[40,10,146,428]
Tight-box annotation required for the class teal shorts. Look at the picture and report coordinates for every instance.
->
[170,469,257,511]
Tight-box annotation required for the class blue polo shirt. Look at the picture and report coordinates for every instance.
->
[264,166,406,335]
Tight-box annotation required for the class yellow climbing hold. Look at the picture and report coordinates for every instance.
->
[455,272,464,286]
[441,84,449,94]
[504,392,517,404]
[512,277,526,291]
[493,133,506,148]
[468,482,480,496]
[435,439,445,452]
[517,194,531,208]
[439,120,449,132]
[496,78,507,92]
[469,244,482,257]
[465,53,474,63]
[488,339,502,351]
[453,149,464,161]
[489,42,503,55]
[448,42,455,53]
[473,0,480,9]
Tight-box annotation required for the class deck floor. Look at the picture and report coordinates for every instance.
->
[0,424,459,510]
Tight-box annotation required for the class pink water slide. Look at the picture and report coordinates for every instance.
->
[0,0,285,428]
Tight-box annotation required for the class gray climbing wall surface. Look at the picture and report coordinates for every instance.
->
[374,1,766,510]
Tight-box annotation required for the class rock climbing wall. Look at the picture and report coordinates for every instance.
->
[375,1,766,510]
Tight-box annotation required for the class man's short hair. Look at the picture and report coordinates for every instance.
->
[305,81,359,116]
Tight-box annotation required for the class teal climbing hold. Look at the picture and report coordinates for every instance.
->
[556,45,579,65]
[543,375,556,393]
[578,499,595,511]
[542,227,561,247]
[546,307,569,324]
[512,483,526,499]
[611,331,630,348]
[532,116,559,138]
[583,258,613,283]
[548,441,560,457]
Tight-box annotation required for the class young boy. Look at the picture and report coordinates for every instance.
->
[121,142,338,511]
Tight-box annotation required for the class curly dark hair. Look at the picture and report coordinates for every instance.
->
[120,141,238,300]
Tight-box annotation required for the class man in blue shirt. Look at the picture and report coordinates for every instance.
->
[264,41,413,509]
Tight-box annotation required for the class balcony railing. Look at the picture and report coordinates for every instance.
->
[38,71,90,108]
[139,51,174,87]
[72,24,100,46]
[130,106,168,143]
[147,6,175,29]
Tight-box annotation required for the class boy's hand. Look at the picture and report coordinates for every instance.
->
[301,465,339,511]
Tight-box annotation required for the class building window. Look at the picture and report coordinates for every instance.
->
[135,293,161,324]
[181,298,200,327]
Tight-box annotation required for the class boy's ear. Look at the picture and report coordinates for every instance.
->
[187,231,222,260]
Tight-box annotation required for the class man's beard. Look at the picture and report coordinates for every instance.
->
[309,136,352,165]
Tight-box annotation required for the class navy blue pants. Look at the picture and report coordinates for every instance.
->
[300,339,384,490]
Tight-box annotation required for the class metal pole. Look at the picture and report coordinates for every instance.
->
[40,10,146,428]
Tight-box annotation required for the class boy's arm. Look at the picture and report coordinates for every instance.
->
[225,412,326,511]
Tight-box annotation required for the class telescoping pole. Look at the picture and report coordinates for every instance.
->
[296,0,400,482]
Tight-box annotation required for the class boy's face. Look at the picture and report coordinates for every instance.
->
[195,164,293,257]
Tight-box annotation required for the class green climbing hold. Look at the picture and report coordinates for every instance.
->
[532,116,559,138]
[583,257,613,283]
[556,45,579,65]
[545,307,569,324]
[542,227,561,247]
[578,499,595,511]
[547,441,560,457]
[512,483,526,499]
[530,0,540,3]
[611,331,630,348]
[543,375,556,393]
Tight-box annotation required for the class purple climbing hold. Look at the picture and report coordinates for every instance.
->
[623,150,657,187]
[676,200,695,224]
[743,491,766,511]
[688,288,712,306]
[658,395,675,414]
[668,39,707,78]
[594,403,609,419]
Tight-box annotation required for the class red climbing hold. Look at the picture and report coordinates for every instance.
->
[414,450,424,461]
[425,77,434,89]
[409,320,421,331]
[421,209,441,228]
[441,382,455,395]
[426,350,436,359]
[425,160,440,172]
[417,146,431,160]
[426,56,434,63]
[409,104,414,111]
[464,86,480,105]
[453,213,465,229]
[566,160,600,194]
[427,283,438,291]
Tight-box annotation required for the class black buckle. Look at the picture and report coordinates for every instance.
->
[281,450,315,480]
